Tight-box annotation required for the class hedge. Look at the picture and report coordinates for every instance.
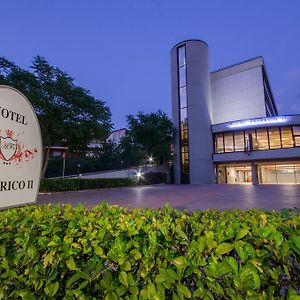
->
[40,173,167,193]
[45,158,134,179]
[0,203,299,299]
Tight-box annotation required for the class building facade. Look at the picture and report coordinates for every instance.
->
[171,39,300,184]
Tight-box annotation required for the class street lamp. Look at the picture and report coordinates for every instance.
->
[77,164,81,190]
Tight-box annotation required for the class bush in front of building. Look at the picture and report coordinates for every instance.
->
[39,173,167,192]
[0,203,299,299]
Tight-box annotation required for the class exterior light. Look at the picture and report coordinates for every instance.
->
[136,171,143,179]
[149,156,153,163]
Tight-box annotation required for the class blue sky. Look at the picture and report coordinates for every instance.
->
[1,0,300,129]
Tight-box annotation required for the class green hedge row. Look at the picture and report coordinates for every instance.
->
[39,178,136,193]
[40,173,167,192]
[0,204,299,299]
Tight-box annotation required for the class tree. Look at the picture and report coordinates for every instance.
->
[0,56,112,151]
[0,56,112,176]
[124,110,176,166]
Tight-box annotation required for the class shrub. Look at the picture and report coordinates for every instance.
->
[0,204,299,299]
[40,173,166,193]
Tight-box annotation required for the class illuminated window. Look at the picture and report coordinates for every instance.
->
[293,126,300,147]
[215,133,224,153]
[256,128,269,150]
[268,127,281,149]
[178,45,189,184]
[224,132,234,152]
[234,132,245,152]
[281,127,294,148]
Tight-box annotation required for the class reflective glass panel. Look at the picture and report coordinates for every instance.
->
[178,47,186,66]
[295,164,300,184]
[234,132,245,151]
[224,132,234,152]
[215,133,224,153]
[179,87,187,108]
[276,163,296,184]
[180,130,188,144]
[180,108,187,125]
[245,131,256,150]
[293,126,300,146]
[281,127,294,148]
[268,127,281,149]
[293,126,300,135]
[256,128,269,150]
[179,66,186,87]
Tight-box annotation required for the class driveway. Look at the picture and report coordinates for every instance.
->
[37,184,300,211]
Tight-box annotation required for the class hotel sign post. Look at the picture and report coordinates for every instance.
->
[0,86,42,209]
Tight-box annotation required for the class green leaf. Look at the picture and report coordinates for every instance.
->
[21,291,36,300]
[94,245,105,257]
[291,235,300,251]
[174,256,186,267]
[66,257,76,271]
[44,282,59,297]
[216,243,234,255]
[235,229,249,241]
[177,284,191,298]
[43,252,54,268]
[105,292,118,300]
[119,271,128,287]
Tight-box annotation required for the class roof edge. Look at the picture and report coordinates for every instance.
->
[171,39,208,52]
[211,56,263,74]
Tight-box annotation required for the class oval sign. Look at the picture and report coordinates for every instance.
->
[0,86,42,209]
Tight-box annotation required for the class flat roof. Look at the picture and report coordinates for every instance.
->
[211,56,264,80]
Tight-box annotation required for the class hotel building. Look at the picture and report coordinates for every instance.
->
[171,40,300,184]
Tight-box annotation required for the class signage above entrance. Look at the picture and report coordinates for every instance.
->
[0,86,42,209]
[229,116,288,129]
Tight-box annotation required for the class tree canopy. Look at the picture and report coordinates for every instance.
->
[0,56,112,151]
[122,110,176,165]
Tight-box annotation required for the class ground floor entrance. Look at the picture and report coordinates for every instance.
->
[216,161,300,184]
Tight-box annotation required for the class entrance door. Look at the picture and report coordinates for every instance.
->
[217,164,252,184]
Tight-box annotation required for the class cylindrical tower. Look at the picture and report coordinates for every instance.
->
[170,40,214,184]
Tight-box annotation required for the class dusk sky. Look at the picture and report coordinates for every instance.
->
[1,1,300,129]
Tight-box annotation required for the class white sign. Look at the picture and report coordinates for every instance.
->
[0,86,42,209]
[229,116,288,128]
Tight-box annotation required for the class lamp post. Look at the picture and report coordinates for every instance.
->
[77,164,81,190]
[62,152,66,179]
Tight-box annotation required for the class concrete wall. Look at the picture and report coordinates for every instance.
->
[211,66,266,125]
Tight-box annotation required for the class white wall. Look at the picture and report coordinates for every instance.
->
[211,66,266,125]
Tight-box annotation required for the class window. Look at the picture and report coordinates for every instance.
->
[179,66,186,87]
[179,87,187,108]
[293,126,300,147]
[281,127,294,148]
[180,130,188,145]
[256,128,269,150]
[215,133,224,153]
[268,127,281,149]
[178,46,189,183]
[224,132,234,152]
[234,132,245,152]
[178,47,186,67]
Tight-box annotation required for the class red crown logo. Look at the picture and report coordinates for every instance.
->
[6,130,14,138]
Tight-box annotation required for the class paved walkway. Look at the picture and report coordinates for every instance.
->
[38,184,300,211]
